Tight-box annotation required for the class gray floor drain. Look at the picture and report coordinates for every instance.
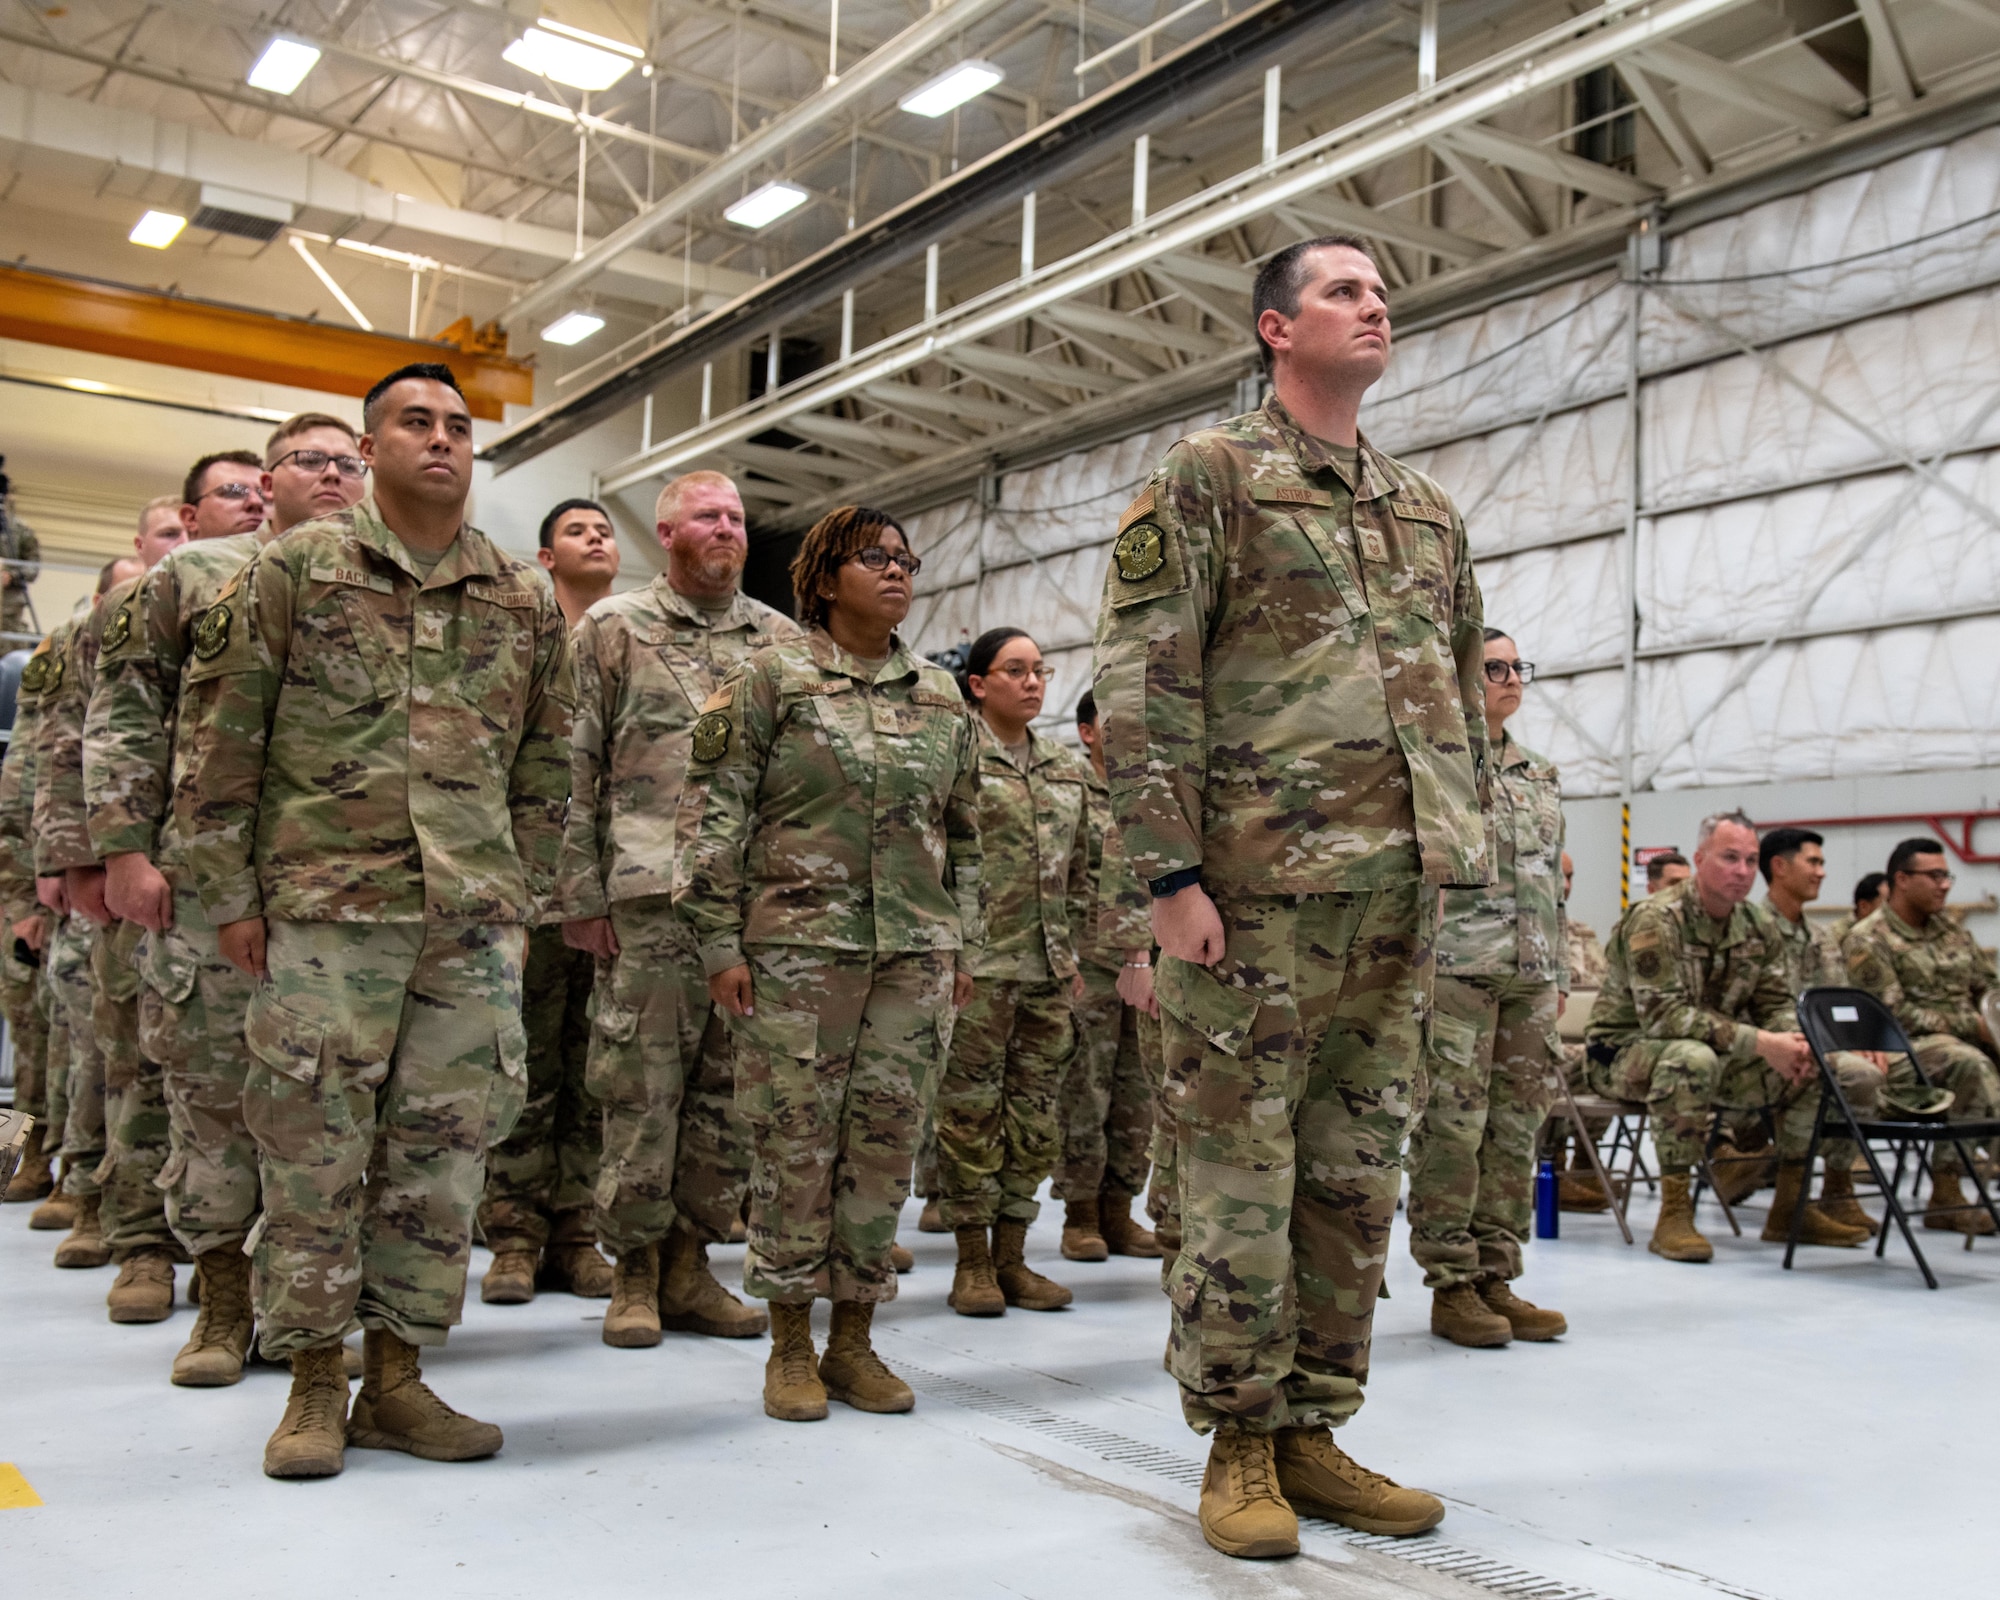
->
[898,1361,1615,1600]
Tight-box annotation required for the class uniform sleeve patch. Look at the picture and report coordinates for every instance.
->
[193,604,232,661]
[1113,522,1167,582]
[101,605,133,654]
[1117,485,1156,532]
[19,649,48,694]
[691,710,732,762]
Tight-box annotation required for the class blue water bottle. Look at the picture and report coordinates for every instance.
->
[1534,1157,1559,1239]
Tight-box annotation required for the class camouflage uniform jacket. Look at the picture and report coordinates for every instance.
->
[1435,731,1565,985]
[1586,880,1796,1068]
[1844,905,1992,1044]
[555,575,801,920]
[1824,912,1859,951]
[0,641,54,911]
[84,533,267,870]
[673,627,984,977]
[1080,767,1151,973]
[176,498,573,926]
[1092,395,1488,897]
[1764,900,1842,995]
[34,583,140,875]
[1566,918,1608,991]
[967,717,1092,983]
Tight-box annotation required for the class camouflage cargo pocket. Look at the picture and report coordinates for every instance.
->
[726,1004,818,1125]
[242,986,329,1167]
[583,999,642,1109]
[140,922,200,1006]
[1154,956,1259,1131]
[482,1009,530,1151]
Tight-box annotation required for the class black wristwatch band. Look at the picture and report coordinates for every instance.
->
[1148,866,1203,899]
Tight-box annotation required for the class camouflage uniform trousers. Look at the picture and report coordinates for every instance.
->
[1053,961,1157,1201]
[2,930,50,1121]
[49,912,105,1199]
[1590,1039,1885,1171]
[1407,972,1557,1289]
[1903,1035,2000,1174]
[1138,1005,1179,1237]
[935,976,1075,1227]
[588,896,747,1259]
[145,884,259,1258]
[1160,883,1430,1436]
[478,924,600,1254]
[733,945,955,1303]
[95,918,175,1259]
[244,919,527,1359]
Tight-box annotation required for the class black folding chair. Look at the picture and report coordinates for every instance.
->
[1794,987,2000,1288]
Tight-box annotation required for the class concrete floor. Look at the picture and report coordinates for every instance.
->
[2,1181,1992,1600]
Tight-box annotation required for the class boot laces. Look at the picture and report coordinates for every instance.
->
[1234,1436,1285,1502]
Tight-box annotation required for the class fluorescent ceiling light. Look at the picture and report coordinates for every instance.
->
[724,180,809,230]
[542,310,606,346]
[503,26,637,91]
[898,60,1003,118]
[129,210,187,249]
[246,38,321,95]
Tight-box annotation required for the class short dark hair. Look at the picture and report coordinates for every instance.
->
[1250,234,1380,379]
[1483,627,1511,643]
[1853,872,1888,908]
[1887,837,1948,882]
[539,498,609,550]
[1645,850,1689,886]
[182,450,262,508]
[362,363,466,431]
[788,505,907,631]
[96,557,136,597]
[966,626,1031,684]
[1757,826,1823,884]
[1075,689,1097,727]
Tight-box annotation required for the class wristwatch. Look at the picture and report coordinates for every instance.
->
[1147,866,1202,899]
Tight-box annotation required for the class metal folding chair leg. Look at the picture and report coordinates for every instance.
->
[1557,1077,1633,1246]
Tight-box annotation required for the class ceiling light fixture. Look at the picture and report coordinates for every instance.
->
[246,37,322,95]
[898,59,1003,118]
[503,23,640,92]
[129,210,187,249]
[723,180,809,230]
[542,310,606,346]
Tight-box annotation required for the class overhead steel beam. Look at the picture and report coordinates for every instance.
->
[1630,39,1852,131]
[1443,124,1662,204]
[1853,0,1921,107]
[1429,140,1543,241]
[502,0,1017,330]
[1281,193,1498,262]
[482,0,1403,466]
[1616,59,1712,178]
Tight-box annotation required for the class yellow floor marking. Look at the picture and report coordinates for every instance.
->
[0,1464,44,1508]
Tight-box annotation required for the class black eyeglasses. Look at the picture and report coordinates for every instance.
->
[1484,659,1535,684]
[272,448,367,480]
[194,481,269,505]
[851,546,922,577]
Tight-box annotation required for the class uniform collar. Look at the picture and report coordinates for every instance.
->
[806,625,918,685]
[1883,905,1937,941]
[653,575,762,631]
[977,713,1058,773]
[1667,878,1749,947]
[1494,730,1531,773]
[346,496,499,587]
[1261,395,1392,501]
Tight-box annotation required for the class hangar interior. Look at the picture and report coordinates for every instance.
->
[5,0,2000,1595]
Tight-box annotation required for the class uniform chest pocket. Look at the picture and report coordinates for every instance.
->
[1246,507,1369,658]
[299,588,397,717]
[794,686,870,788]
[443,597,534,726]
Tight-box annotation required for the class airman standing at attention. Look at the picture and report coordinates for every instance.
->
[176,363,572,1480]
[1094,234,1484,1559]
[477,498,624,1307]
[556,470,800,1348]
[1407,629,1569,1349]
[88,418,364,1386]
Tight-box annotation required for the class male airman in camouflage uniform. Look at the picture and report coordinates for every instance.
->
[1095,236,1480,1558]
[0,496,42,643]
[1053,689,1159,1262]
[177,365,570,1479]
[1586,814,1877,1261]
[88,424,362,1384]
[1844,836,2000,1233]
[557,471,799,1348]
[0,635,56,1207]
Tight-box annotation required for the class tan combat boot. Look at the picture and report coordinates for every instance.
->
[889,1240,914,1273]
[4,1122,52,1202]
[658,1220,768,1337]
[819,1300,914,1413]
[993,1218,1072,1311]
[947,1224,1005,1317]
[917,1198,947,1233]
[173,1248,254,1387]
[1926,1168,1998,1234]
[53,1190,110,1267]
[1430,1282,1511,1348]
[347,1328,503,1461]
[1060,1196,1108,1262]
[1557,1157,1610,1212]
[1478,1279,1567,1340]
[1274,1426,1445,1536]
[1648,1173,1714,1262]
[1818,1165,1880,1237]
[544,1211,614,1298]
[107,1246,176,1322]
[1762,1161,1867,1247]
[1707,1142,1767,1207]
[480,1248,540,1305]
[602,1244,662,1347]
[28,1189,76,1231]
[764,1302,828,1422]
[1199,1425,1299,1559]
[263,1344,350,1479]
[1100,1186,1162,1257]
